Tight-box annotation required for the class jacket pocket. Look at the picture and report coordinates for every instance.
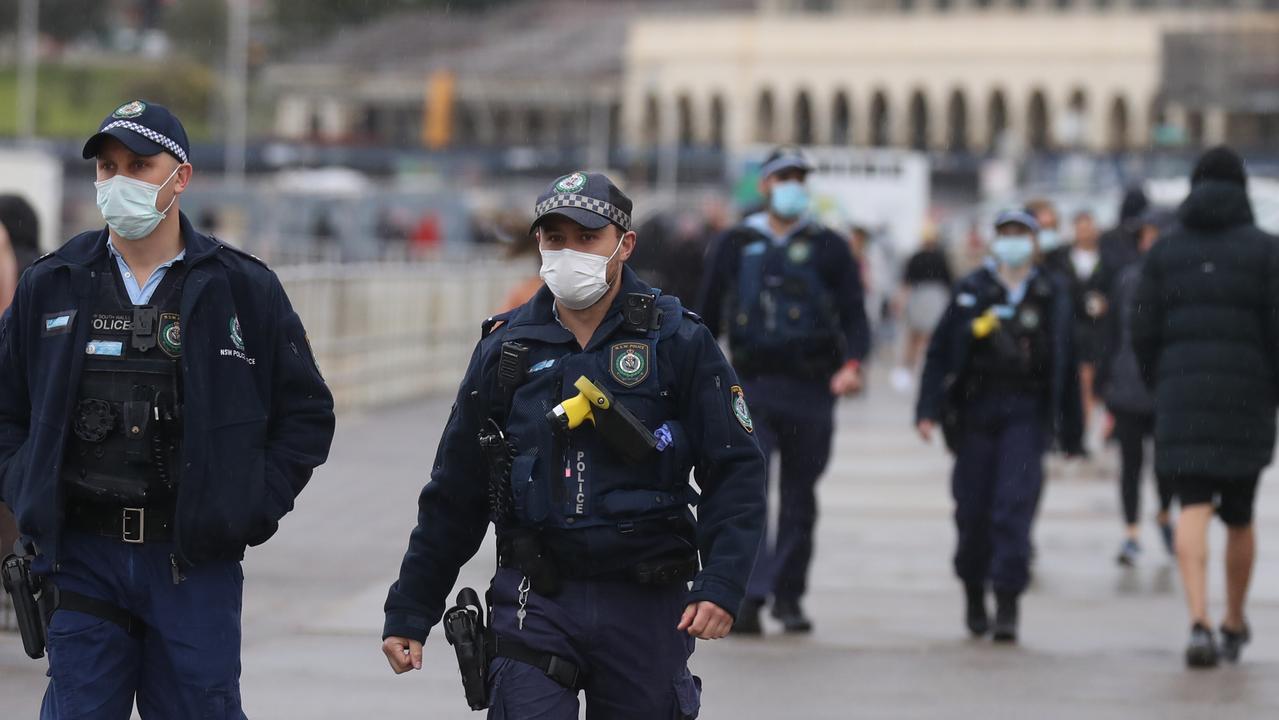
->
[509,454,547,523]
[673,669,702,719]
[187,417,269,554]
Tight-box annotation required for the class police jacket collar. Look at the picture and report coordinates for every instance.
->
[52,212,222,269]
[505,266,654,349]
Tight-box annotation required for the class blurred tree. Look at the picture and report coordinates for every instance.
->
[36,0,112,43]
[162,0,228,65]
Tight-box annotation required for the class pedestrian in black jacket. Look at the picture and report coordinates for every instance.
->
[1132,146,1277,669]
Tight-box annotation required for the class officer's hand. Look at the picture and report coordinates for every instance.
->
[678,601,733,640]
[383,636,423,674]
[829,364,864,397]
[916,419,935,443]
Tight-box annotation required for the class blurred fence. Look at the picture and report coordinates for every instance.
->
[277,259,534,411]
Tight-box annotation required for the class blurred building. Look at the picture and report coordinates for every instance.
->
[262,0,749,162]
[624,0,1279,158]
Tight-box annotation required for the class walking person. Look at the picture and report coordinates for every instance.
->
[916,210,1082,643]
[698,146,871,634]
[892,225,953,393]
[1132,147,1276,668]
[1099,208,1176,566]
[382,172,765,717]
[0,100,336,716]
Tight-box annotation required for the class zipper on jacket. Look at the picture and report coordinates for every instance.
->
[170,553,185,585]
[713,375,732,448]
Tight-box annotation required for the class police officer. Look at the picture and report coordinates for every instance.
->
[697,146,870,634]
[915,210,1081,643]
[381,172,765,718]
[0,100,336,717]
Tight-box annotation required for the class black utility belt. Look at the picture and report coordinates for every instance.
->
[66,502,174,544]
[497,545,698,586]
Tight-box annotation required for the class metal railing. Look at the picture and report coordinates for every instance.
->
[277,258,535,411]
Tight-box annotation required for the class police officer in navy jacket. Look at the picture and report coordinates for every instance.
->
[915,210,1082,644]
[382,172,765,719]
[698,146,870,634]
[0,100,335,718]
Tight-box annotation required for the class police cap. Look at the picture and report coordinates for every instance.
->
[531,171,633,233]
[760,146,815,179]
[994,209,1040,234]
[82,100,191,165]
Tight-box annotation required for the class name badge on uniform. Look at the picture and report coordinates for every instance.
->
[85,340,124,357]
[42,310,77,337]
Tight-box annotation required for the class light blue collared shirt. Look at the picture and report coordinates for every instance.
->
[107,239,186,305]
[984,257,1036,306]
[744,211,810,246]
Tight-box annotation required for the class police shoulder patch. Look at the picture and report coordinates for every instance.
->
[229,315,245,351]
[787,240,812,264]
[730,384,754,433]
[610,341,650,388]
[159,313,181,358]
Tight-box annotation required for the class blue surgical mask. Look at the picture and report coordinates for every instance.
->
[991,235,1036,268]
[1037,229,1061,252]
[94,164,182,241]
[769,181,809,219]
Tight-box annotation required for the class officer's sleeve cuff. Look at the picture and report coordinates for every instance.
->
[383,613,431,644]
[686,574,745,621]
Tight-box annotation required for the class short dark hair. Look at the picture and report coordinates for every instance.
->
[0,194,39,253]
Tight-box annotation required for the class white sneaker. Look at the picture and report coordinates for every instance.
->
[891,367,914,393]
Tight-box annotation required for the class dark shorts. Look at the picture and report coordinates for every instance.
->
[1173,475,1261,527]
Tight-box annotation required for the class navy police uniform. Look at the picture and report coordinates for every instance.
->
[0,102,335,717]
[384,174,765,719]
[697,153,870,619]
[916,211,1081,638]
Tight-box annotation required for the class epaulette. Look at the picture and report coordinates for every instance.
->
[32,251,54,265]
[481,310,516,339]
[682,309,704,324]
[215,237,269,268]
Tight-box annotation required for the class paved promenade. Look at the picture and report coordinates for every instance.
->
[4,377,1279,718]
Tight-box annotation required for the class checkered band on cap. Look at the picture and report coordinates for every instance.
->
[535,193,631,230]
[101,120,188,164]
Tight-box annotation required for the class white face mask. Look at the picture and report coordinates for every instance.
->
[94,164,182,241]
[539,234,625,311]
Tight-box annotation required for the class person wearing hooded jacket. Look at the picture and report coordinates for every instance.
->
[1133,146,1277,669]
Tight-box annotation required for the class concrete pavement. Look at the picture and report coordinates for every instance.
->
[4,377,1279,719]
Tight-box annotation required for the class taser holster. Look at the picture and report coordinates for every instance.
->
[546,376,657,464]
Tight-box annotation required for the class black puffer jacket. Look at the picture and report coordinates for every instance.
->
[1132,180,1279,479]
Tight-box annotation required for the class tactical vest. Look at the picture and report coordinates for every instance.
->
[61,256,186,508]
[966,274,1055,395]
[497,294,696,534]
[728,226,842,379]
